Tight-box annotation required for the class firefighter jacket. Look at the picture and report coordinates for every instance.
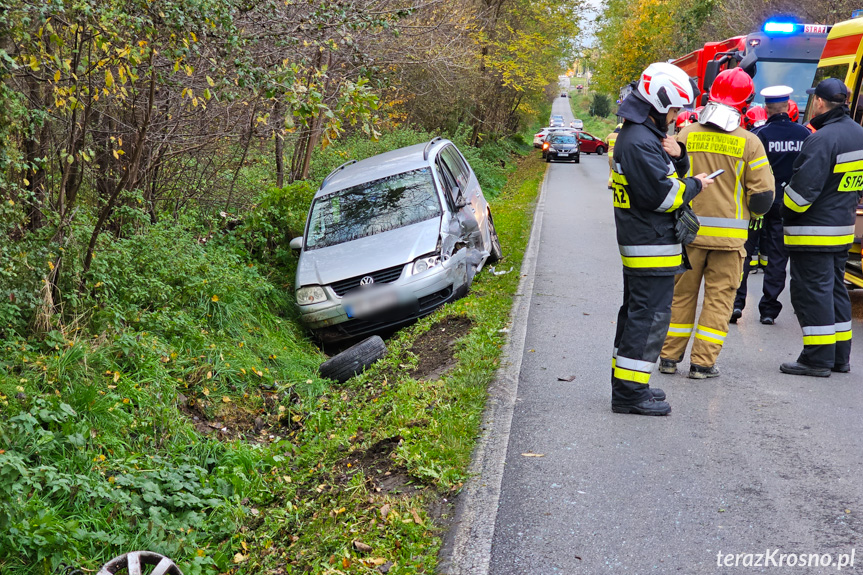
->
[752,113,811,207]
[676,123,775,251]
[612,120,703,276]
[783,105,863,252]
[607,130,619,186]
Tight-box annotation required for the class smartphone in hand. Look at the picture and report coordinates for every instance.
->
[707,169,725,179]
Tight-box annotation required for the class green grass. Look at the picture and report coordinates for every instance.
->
[0,128,547,574]
[568,92,619,141]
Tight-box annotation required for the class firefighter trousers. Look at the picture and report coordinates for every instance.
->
[789,250,853,369]
[661,246,744,368]
[612,274,674,404]
[734,204,788,320]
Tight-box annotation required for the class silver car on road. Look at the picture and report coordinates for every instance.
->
[290,137,502,342]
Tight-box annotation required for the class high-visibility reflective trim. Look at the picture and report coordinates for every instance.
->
[784,234,855,246]
[698,217,749,229]
[611,171,629,185]
[836,150,863,164]
[803,334,836,345]
[735,160,744,219]
[802,325,835,336]
[833,158,863,173]
[786,225,856,236]
[749,156,769,170]
[613,366,651,384]
[783,185,811,212]
[687,132,746,157]
[615,356,656,373]
[656,179,686,212]
[619,244,682,257]
[838,171,863,192]
[695,325,727,345]
[620,255,683,268]
[695,332,725,345]
[667,323,693,337]
[836,330,853,342]
[697,325,727,338]
[698,226,749,239]
[835,321,852,332]
[666,161,676,176]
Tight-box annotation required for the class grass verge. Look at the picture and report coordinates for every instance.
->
[0,145,546,574]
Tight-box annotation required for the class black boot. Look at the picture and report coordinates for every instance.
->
[650,387,666,401]
[780,361,831,377]
[612,397,671,416]
[689,364,720,379]
[832,363,851,373]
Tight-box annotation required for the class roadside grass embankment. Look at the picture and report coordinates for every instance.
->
[0,122,547,574]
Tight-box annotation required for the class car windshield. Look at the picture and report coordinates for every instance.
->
[550,135,576,144]
[751,59,819,106]
[305,168,441,250]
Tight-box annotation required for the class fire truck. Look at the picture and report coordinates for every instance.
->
[804,13,863,288]
[672,21,830,107]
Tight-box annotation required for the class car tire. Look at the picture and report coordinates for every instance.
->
[545,156,550,163]
[319,335,386,383]
[574,154,580,164]
[596,146,605,156]
[487,210,503,263]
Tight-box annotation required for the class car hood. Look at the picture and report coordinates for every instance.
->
[297,218,442,287]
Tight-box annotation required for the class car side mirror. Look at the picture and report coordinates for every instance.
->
[290,237,304,250]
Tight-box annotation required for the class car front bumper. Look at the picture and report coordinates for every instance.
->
[297,255,471,342]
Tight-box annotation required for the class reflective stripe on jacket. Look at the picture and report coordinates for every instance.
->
[783,108,863,252]
[613,120,703,276]
[676,123,775,251]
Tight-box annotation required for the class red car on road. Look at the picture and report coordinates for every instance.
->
[576,131,606,155]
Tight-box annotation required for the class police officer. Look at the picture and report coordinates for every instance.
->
[658,68,774,379]
[732,86,811,325]
[610,62,713,415]
[780,78,863,376]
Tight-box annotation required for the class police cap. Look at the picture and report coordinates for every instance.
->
[760,85,793,103]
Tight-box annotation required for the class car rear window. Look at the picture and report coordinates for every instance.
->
[305,168,441,250]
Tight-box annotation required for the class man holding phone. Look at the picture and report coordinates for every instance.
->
[658,68,775,379]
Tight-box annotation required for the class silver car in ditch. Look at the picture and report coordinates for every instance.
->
[290,137,502,342]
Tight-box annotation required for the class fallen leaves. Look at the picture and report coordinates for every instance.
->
[352,540,372,553]
[557,375,576,382]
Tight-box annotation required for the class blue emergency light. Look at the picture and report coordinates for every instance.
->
[763,21,797,34]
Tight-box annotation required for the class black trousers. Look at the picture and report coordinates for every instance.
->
[734,203,788,319]
[612,274,675,404]
[789,250,853,369]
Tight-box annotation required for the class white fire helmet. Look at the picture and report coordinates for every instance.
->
[636,62,696,114]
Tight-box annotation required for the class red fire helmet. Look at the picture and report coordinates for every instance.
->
[675,110,695,129]
[743,105,767,130]
[708,68,755,112]
[788,99,800,122]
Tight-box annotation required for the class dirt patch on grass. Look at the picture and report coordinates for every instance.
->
[177,387,303,443]
[408,316,472,380]
[337,435,422,495]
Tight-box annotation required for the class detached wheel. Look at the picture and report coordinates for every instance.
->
[596,146,605,156]
[487,210,503,263]
[319,335,386,383]
[98,551,183,575]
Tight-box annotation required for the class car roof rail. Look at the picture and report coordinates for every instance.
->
[322,160,357,188]
[423,136,443,161]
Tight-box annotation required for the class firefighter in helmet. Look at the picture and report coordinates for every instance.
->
[658,67,774,379]
[609,62,714,415]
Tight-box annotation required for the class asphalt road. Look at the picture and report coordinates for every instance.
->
[483,97,863,573]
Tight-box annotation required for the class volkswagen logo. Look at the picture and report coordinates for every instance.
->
[359,276,375,287]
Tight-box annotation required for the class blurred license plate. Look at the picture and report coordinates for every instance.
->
[558,153,569,157]
[345,289,398,319]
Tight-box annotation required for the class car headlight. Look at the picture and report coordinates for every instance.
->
[296,286,327,305]
[411,255,441,275]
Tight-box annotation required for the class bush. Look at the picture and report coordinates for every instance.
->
[590,93,612,118]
